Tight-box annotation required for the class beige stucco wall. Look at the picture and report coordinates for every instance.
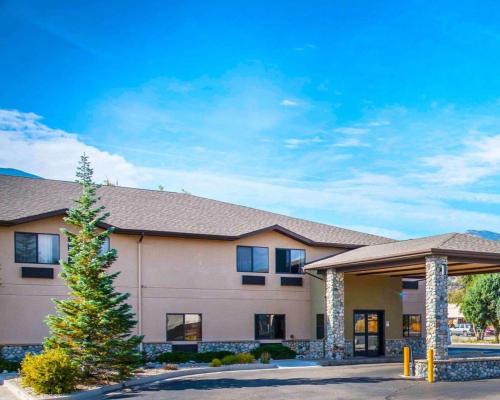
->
[310,273,404,340]
[0,216,341,345]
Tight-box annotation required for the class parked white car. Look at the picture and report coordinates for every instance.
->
[449,323,473,336]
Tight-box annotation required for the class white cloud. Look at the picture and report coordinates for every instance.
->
[420,134,500,185]
[2,109,500,238]
[333,127,369,135]
[280,99,299,107]
[332,137,368,148]
[367,120,391,127]
[0,110,143,186]
[344,225,411,240]
[284,136,323,149]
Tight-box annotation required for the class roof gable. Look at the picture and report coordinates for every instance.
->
[0,175,394,248]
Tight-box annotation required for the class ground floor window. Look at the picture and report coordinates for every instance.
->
[166,313,202,341]
[255,314,285,339]
[403,314,421,337]
[316,314,325,339]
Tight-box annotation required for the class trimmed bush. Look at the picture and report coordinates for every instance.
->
[221,353,255,365]
[235,353,255,364]
[209,358,222,367]
[221,355,237,365]
[20,349,78,395]
[156,351,234,364]
[251,344,296,360]
[260,351,271,364]
[0,357,20,372]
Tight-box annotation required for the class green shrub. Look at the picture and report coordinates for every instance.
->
[220,353,254,365]
[0,357,20,372]
[260,351,271,364]
[20,349,78,395]
[251,344,296,360]
[209,358,222,367]
[221,354,237,365]
[156,351,234,364]
[235,353,255,364]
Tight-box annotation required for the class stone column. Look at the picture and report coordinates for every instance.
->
[325,268,345,359]
[425,255,449,360]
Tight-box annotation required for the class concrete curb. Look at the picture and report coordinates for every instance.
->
[4,364,277,400]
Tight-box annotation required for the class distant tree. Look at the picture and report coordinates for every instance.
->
[45,155,142,381]
[158,185,164,191]
[181,188,191,194]
[103,178,119,186]
[461,274,500,343]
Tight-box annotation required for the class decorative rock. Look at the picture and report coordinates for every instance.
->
[425,256,449,360]
[385,337,426,357]
[415,357,500,381]
[199,341,259,353]
[0,345,42,361]
[325,268,345,359]
[143,343,173,360]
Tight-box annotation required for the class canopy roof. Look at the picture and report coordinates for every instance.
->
[306,233,500,277]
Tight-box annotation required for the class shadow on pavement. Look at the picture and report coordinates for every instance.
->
[106,375,403,398]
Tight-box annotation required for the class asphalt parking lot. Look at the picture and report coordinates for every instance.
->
[103,363,500,400]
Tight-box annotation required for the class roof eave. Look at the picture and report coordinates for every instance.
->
[305,247,500,271]
[0,214,369,248]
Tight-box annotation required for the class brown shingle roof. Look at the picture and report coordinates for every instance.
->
[306,232,500,269]
[0,175,393,247]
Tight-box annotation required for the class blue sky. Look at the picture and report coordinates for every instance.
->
[1,0,500,238]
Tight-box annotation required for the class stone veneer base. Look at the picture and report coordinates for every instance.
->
[414,357,500,381]
[2,337,425,362]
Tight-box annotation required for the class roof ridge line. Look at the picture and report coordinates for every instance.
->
[437,232,460,248]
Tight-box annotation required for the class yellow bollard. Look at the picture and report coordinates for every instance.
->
[427,348,434,383]
[403,346,410,377]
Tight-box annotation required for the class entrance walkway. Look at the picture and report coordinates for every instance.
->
[101,363,500,400]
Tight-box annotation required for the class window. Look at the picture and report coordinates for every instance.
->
[316,314,325,339]
[68,236,110,261]
[166,314,202,341]
[275,249,305,274]
[403,314,421,337]
[255,314,285,340]
[402,280,419,290]
[100,236,110,255]
[15,233,60,264]
[237,246,269,272]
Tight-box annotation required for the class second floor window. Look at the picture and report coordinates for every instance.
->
[15,232,60,264]
[276,248,305,274]
[237,246,269,272]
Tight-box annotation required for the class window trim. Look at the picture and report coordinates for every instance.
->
[166,313,202,342]
[236,246,269,273]
[14,232,60,265]
[403,314,422,337]
[275,248,306,275]
[254,313,286,340]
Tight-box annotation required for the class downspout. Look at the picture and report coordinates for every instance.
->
[137,233,145,352]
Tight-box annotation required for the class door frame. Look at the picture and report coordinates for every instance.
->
[353,309,385,357]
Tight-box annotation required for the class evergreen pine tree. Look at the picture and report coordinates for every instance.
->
[45,155,142,381]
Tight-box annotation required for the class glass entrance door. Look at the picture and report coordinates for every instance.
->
[353,311,384,356]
